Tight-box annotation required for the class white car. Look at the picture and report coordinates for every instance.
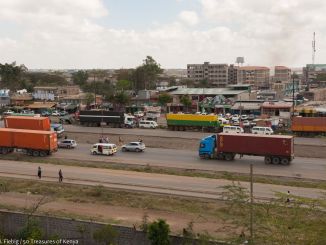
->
[58,139,77,149]
[231,115,239,121]
[90,143,117,156]
[241,115,249,120]
[3,110,14,116]
[252,126,274,135]
[139,120,158,129]
[121,142,146,152]
[232,120,240,126]
[242,120,250,127]
[52,111,60,116]
[134,111,144,117]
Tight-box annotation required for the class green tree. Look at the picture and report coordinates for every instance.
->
[93,224,118,245]
[26,72,68,86]
[116,79,132,91]
[17,219,43,241]
[147,219,170,245]
[73,70,89,86]
[158,93,173,106]
[180,95,192,112]
[114,91,130,111]
[0,62,28,90]
[316,73,326,81]
[85,93,95,106]
[132,56,163,91]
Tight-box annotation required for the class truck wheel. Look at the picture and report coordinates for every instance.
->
[272,157,280,165]
[92,151,97,155]
[32,151,40,157]
[224,153,234,161]
[280,158,290,165]
[39,151,47,157]
[264,156,272,164]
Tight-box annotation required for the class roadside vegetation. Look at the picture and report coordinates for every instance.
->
[0,178,325,244]
[2,154,326,191]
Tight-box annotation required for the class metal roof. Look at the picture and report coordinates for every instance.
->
[170,88,245,95]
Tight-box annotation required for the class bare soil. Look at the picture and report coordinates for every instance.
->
[0,192,235,238]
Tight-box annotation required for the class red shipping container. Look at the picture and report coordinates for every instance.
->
[291,117,326,132]
[4,116,51,131]
[0,128,57,152]
[217,133,294,158]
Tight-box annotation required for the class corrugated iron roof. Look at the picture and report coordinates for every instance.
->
[170,88,245,95]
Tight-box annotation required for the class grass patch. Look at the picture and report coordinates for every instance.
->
[2,154,326,191]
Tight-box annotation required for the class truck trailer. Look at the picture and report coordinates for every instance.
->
[291,117,326,136]
[166,113,221,132]
[78,110,135,128]
[0,128,58,156]
[4,116,51,131]
[199,133,294,165]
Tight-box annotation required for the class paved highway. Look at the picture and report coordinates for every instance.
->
[0,160,324,201]
[52,144,326,180]
[63,125,326,146]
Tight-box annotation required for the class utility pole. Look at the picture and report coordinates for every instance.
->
[292,72,295,118]
[250,164,254,243]
[312,32,316,65]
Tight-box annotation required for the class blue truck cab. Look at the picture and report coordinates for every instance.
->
[199,135,216,159]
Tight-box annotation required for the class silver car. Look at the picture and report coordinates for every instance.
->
[58,139,77,149]
[121,142,146,152]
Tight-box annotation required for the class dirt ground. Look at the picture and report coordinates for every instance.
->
[0,192,236,238]
[66,131,326,158]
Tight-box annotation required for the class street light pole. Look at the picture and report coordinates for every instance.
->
[292,72,295,117]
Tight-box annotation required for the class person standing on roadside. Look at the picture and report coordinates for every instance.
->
[58,169,63,182]
[37,166,42,179]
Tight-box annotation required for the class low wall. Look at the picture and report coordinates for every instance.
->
[0,211,226,245]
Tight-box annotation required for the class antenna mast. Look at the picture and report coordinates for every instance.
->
[312,32,316,64]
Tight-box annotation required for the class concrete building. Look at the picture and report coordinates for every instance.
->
[261,101,292,118]
[0,89,10,107]
[272,80,300,99]
[33,86,80,101]
[228,64,239,84]
[303,64,326,84]
[274,66,291,83]
[238,66,270,90]
[301,88,326,101]
[187,62,229,87]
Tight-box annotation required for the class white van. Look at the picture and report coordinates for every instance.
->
[90,143,117,156]
[223,126,244,134]
[139,120,158,129]
[252,126,274,135]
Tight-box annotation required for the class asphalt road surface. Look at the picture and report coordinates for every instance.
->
[52,144,326,180]
[0,160,324,201]
[63,125,326,146]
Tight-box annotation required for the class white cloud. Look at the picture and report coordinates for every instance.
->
[0,0,326,69]
[178,10,199,26]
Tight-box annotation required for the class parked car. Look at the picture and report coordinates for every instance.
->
[121,142,146,152]
[60,111,68,116]
[223,126,244,134]
[248,114,255,120]
[232,120,240,126]
[139,120,158,129]
[252,126,274,135]
[134,111,144,117]
[58,139,77,149]
[231,115,239,121]
[241,114,249,120]
[51,111,60,116]
[41,111,51,117]
[242,120,250,127]
[90,143,117,156]
[3,110,14,116]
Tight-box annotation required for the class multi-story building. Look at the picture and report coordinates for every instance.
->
[301,88,326,101]
[274,66,291,83]
[228,64,239,84]
[238,66,270,90]
[33,85,80,101]
[187,62,228,88]
[303,64,326,85]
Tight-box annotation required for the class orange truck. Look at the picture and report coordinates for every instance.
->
[0,128,57,156]
[4,116,51,131]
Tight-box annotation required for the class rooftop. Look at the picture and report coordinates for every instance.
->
[239,66,270,71]
[170,88,246,95]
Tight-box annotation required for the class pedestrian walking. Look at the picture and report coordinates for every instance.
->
[138,138,143,143]
[286,190,290,203]
[37,166,42,179]
[118,136,123,146]
[58,169,63,182]
[104,136,109,143]
[64,135,68,139]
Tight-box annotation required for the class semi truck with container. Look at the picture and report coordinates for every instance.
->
[199,133,294,165]
[77,110,135,128]
[0,128,58,156]
[291,117,326,136]
[3,116,64,138]
[166,113,221,132]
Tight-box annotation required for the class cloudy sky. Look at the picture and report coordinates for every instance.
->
[0,0,325,69]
